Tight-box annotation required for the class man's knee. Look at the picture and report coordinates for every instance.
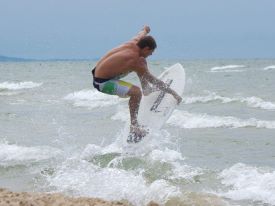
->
[128,86,142,98]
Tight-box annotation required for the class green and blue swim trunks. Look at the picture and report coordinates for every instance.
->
[92,68,133,97]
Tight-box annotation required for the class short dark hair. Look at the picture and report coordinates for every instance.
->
[137,36,157,50]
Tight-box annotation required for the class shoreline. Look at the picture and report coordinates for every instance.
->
[0,188,130,206]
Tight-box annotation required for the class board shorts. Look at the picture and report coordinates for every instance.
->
[92,68,133,98]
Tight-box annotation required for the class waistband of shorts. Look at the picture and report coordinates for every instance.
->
[92,67,110,83]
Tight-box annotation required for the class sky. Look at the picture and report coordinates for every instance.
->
[0,0,275,59]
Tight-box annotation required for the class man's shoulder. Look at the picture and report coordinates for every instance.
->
[130,57,147,73]
[136,57,147,65]
[121,41,138,50]
[128,55,144,63]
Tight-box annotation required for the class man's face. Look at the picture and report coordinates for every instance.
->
[142,47,154,58]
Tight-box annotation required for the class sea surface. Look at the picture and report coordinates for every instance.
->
[1,59,275,206]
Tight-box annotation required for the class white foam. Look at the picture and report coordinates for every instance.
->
[111,92,275,113]
[210,69,245,73]
[80,144,103,160]
[64,89,124,109]
[0,141,62,167]
[111,109,129,122]
[210,65,246,72]
[149,148,203,180]
[183,92,275,110]
[149,148,185,162]
[0,91,20,96]
[263,65,275,71]
[168,110,275,129]
[111,102,275,129]
[48,129,204,206]
[183,93,233,104]
[0,81,42,90]
[47,157,181,205]
[241,96,275,110]
[218,163,275,205]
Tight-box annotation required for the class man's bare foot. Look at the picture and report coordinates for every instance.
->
[127,125,149,143]
[130,125,148,136]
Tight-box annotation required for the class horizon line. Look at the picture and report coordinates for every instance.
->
[1,55,275,62]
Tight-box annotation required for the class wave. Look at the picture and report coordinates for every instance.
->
[210,69,245,73]
[111,109,129,122]
[241,96,275,110]
[111,108,275,129]
[183,92,275,110]
[47,140,204,206]
[218,163,275,205]
[183,93,232,104]
[0,81,42,90]
[263,65,275,71]
[0,91,20,96]
[48,159,181,205]
[64,90,124,109]
[167,110,275,129]
[65,90,275,112]
[210,65,246,72]
[148,148,203,180]
[0,140,62,167]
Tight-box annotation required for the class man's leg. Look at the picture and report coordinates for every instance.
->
[96,79,146,138]
[126,85,148,137]
[127,85,142,127]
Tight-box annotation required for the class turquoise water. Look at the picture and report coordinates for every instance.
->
[1,59,275,205]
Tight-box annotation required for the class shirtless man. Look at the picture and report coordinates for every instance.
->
[92,26,182,141]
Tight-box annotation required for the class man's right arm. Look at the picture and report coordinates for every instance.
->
[131,26,150,43]
[143,72,182,104]
[135,60,182,104]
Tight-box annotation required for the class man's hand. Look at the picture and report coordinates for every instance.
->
[132,26,151,43]
[143,25,150,34]
[142,85,159,96]
[173,94,182,105]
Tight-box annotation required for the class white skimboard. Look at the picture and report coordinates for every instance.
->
[127,63,185,143]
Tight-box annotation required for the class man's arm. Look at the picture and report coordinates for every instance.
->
[135,60,183,104]
[138,73,158,96]
[143,72,182,104]
[131,25,150,43]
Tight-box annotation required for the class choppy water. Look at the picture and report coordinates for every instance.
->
[1,59,275,206]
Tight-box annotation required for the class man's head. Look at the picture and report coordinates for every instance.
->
[137,36,157,58]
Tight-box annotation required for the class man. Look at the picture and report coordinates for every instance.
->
[92,26,182,140]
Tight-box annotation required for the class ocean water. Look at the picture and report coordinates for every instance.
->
[1,59,275,206]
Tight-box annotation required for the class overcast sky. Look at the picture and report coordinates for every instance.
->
[0,0,274,59]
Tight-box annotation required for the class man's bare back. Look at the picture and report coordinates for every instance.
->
[94,39,143,79]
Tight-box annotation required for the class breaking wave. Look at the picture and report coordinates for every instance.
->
[183,92,275,110]
[0,81,42,90]
[0,140,62,167]
[210,65,246,72]
[218,163,275,205]
[168,110,275,129]
[64,89,125,109]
